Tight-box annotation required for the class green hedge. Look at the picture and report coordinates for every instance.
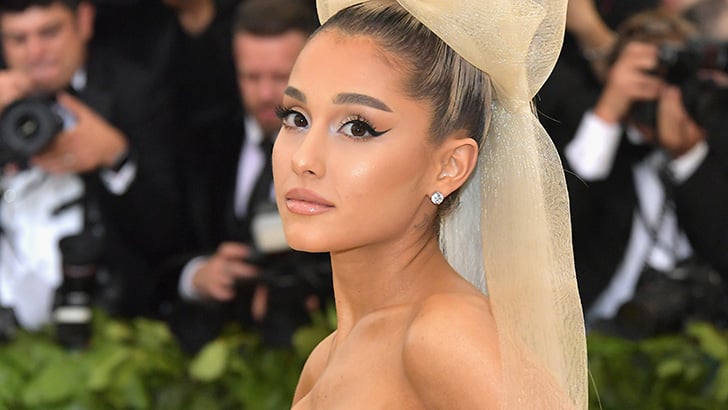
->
[2,309,728,409]
[588,322,728,409]
[0,308,335,410]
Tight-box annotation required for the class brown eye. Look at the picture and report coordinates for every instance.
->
[339,117,388,139]
[276,106,309,129]
[350,121,367,137]
[294,113,307,127]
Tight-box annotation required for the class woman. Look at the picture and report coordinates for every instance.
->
[272,0,587,408]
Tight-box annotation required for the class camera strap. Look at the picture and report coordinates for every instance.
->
[635,196,679,259]
[632,159,686,276]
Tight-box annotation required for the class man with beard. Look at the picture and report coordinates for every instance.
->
[0,0,182,330]
[157,0,330,353]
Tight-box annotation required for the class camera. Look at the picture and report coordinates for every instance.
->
[52,232,103,349]
[0,94,72,167]
[629,39,728,130]
[244,204,331,291]
[609,258,728,340]
[655,40,727,85]
[233,204,332,347]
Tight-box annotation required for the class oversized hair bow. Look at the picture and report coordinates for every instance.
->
[317,1,587,409]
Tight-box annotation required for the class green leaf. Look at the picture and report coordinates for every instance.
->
[688,322,728,360]
[188,394,221,410]
[0,359,24,404]
[22,357,81,406]
[133,318,174,351]
[712,363,728,402]
[189,339,229,382]
[116,363,150,410]
[87,346,129,390]
[102,321,133,342]
[152,384,190,410]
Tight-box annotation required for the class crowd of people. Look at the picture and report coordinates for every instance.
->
[0,0,328,353]
[0,0,726,365]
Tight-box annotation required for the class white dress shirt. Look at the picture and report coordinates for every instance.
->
[179,116,275,300]
[0,169,84,329]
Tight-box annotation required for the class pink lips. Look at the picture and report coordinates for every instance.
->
[285,188,335,215]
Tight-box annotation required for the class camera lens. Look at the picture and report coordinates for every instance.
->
[0,95,64,160]
[16,113,41,140]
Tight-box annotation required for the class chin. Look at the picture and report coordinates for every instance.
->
[33,79,65,95]
[282,222,332,253]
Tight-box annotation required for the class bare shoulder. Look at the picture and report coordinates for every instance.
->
[403,292,503,408]
[292,331,336,405]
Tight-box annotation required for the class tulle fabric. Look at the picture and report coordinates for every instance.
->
[318,0,587,408]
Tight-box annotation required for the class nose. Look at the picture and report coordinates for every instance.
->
[26,35,46,63]
[258,77,281,104]
[290,125,326,178]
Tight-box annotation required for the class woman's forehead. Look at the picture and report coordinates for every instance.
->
[289,30,410,97]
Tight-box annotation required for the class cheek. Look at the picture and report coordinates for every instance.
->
[240,81,256,104]
[3,46,25,66]
[272,138,293,191]
[336,146,427,212]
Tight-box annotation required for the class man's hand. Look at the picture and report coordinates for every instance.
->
[30,92,128,174]
[0,70,32,113]
[594,42,662,124]
[193,242,260,301]
[656,85,705,158]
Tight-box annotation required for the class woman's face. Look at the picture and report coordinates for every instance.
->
[272,30,442,253]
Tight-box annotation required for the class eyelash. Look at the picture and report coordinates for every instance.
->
[275,105,307,129]
[274,106,389,139]
[338,114,387,139]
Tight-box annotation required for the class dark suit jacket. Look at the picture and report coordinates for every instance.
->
[0,47,185,318]
[566,131,728,311]
[78,48,186,317]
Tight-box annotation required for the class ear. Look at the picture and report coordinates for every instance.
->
[76,2,96,42]
[431,130,478,198]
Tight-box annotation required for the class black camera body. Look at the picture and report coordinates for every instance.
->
[230,205,332,347]
[655,40,728,84]
[611,259,728,340]
[0,95,66,167]
[241,205,331,291]
[630,39,728,130]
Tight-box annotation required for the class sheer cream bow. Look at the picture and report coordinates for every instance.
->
[318,1,588,408]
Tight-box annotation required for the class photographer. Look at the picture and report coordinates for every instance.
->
[157,0,331,353]
[0,0,183,332]
[564,9,728,337]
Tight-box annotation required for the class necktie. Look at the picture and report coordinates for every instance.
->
[246,136,274,218]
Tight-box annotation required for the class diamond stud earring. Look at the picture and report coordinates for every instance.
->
[431,191,444,205]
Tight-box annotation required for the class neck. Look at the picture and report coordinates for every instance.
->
[329,232,451,334]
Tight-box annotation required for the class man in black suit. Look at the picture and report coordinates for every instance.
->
[561,10,728,335]
[0,0,183,328]
[159,0,331,353]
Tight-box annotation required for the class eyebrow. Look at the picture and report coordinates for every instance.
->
[333,93,392,112]
[284,86,307,103]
